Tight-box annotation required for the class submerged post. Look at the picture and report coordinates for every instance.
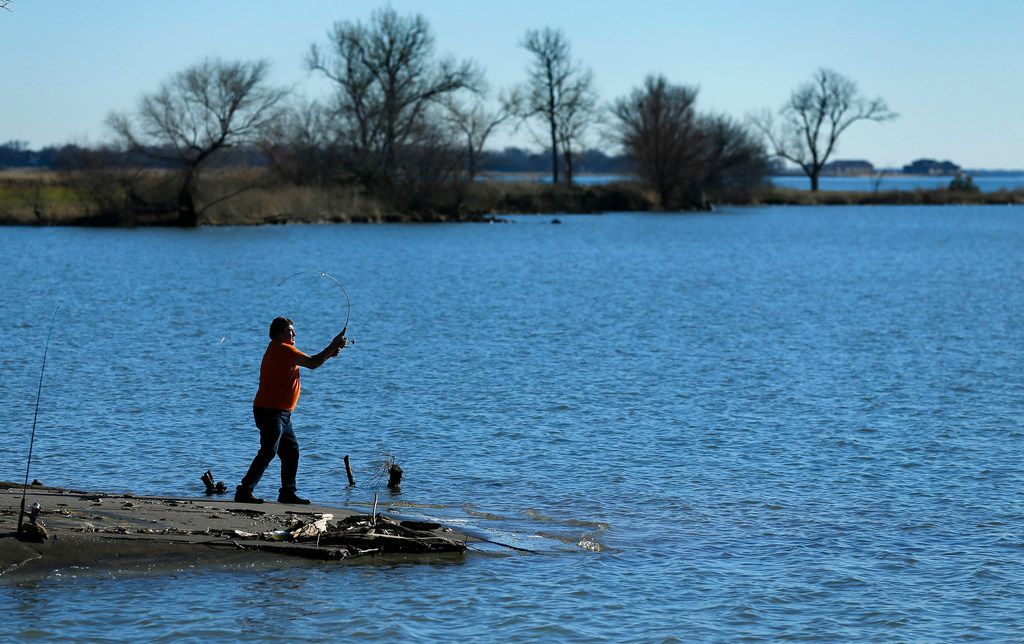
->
[387,463,403,489]
[343,455,356,486]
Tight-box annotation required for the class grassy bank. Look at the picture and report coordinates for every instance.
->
[0,169,658,225]
[743,186,1024,206]
[0,171,82,223]
[2,170,1021,226]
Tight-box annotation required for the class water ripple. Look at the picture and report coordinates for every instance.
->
[2,209,1023,639]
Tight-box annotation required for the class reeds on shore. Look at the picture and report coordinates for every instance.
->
[1,169,1020,226]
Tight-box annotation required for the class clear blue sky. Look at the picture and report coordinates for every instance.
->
[2,0,1022,168]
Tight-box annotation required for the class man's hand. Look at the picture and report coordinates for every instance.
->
[297,333,345,369]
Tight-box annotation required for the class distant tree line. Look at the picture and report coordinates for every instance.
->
[4,7,895,225]
[0,140,631,175]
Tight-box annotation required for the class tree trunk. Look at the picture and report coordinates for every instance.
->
[659,184,672,210]
[549,126,559,185]
[809,171,820,192]
[548,79,559,185]
[467,137,477,181]
[176,175,199,227]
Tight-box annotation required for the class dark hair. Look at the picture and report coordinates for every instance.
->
[269,317,293,339]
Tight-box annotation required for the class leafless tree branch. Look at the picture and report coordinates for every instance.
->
[612,75,768,209]
[305,7,479,193]
[108,58,287,226]
[514,27,596,186]
[750,68,896,191]
[441,88,512,181]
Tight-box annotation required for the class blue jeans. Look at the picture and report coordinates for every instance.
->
[239,407,299,494]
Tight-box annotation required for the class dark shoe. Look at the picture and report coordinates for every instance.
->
[234,487,265,504]
[277,492,311,505]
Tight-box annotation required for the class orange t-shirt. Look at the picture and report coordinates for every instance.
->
[253,341,307,411]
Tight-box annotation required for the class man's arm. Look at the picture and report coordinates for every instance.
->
[294,334,345,369]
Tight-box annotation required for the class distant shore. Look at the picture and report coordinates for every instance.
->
[1,169,1022,227]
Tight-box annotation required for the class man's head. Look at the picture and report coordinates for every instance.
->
[269,317,295,341]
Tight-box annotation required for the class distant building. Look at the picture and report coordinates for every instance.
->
[902,158,960,175]
[822,159,875,175]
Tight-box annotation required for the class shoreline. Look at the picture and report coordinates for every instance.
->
[2,170,1023,227]
[0,482,481,581]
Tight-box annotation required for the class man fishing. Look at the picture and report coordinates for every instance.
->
[235,317,348,504]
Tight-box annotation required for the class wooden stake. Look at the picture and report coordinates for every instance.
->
[343,455,356,486]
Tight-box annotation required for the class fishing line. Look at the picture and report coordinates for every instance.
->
[277,270,353,337]
[359,443,398,491]
[217,271,353,347]
[18,306,60,537]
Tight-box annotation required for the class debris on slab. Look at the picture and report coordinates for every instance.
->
[200,470,228,496]
[1,481,475,575]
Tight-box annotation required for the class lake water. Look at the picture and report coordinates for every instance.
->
[489,172,1024,192]
[2,206,1023,640]
[770,174,1024,193]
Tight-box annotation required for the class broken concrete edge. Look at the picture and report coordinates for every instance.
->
[0,482,488,579]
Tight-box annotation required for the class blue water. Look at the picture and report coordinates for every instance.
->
[2,206,1023,640]
[770,173,1024,193]
[486,172,1024,192]
[483,172,631,186]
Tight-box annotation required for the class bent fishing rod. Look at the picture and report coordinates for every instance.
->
[277,271,355,346]
[18,307,59,538]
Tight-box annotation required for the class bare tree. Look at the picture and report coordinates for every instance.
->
[554,68,598,185]
[108,58,286,226]
[442,88,512,181]
[611,75,702,208]
[697,113,770,196]
[612,75,768,209]
[259,99,341,186]
[752,68,896,191]
[306,7,479,192]
[871,169,886,194]
[515,28,596,186]
[55,144,147,224]
[0,1,13,13]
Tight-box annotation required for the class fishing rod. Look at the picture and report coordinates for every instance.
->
[277,271,355,345]
[18,307,59,538]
